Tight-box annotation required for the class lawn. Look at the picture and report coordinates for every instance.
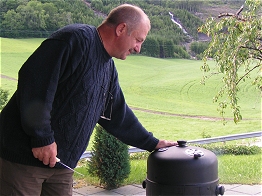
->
[114,56,260,118]
[1,37,260,145]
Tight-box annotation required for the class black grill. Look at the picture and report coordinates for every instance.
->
[143,141,225,196]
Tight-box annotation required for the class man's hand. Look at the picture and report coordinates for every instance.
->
[32,142,57,167]
[155,140,177,149]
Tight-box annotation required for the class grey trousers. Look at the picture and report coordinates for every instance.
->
[0,158,73,196]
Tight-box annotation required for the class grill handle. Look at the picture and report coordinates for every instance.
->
[142,180,146,189]
[216,185,225,195]
[177,140,187,147]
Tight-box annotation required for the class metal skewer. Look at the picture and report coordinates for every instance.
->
[56,157,84,176]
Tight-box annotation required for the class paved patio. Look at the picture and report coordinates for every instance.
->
[73,183,261,195]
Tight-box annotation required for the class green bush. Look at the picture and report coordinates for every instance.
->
[0,88,9,110]
[190,41,209,56]
[87,125,130,189]
[129,144,261,161]
[194,144,261,155]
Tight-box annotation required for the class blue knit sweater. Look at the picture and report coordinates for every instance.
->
[0,24,159,168]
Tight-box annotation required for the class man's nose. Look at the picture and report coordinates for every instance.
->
[134,44,142,53]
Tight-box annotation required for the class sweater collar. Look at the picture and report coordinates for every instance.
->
[94,27,112,62]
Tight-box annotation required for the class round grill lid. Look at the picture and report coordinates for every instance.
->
[146,140,219,185]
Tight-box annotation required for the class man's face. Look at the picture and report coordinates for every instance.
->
[115,23,149,60]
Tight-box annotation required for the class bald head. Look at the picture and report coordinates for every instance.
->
[102,4,151,34]
[97,4,150,59]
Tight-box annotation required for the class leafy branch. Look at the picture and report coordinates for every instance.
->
[198,0,262,123]
[236,64,261,86]
[218,5,246,21]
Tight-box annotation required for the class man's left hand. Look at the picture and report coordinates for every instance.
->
[155,140,177,149]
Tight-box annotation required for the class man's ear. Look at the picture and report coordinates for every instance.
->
[116,23,127,37]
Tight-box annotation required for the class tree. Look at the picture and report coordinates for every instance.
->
[163,40,175,58]
[190,41,209,58]
[198,0,262,123]
[88,125,130,189]
[2,9,24,37]
[0,0,100,38]
[42,2,58,30]
[17,1,47,30]
[141,36,160,57]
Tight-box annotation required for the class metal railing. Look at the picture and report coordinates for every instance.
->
[188,131,262,144]
[80,131,262,159]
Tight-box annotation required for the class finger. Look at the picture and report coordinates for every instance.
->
[38,157,44,161]
[168,141,178,146]
[42,156,50,165]
[32,151,39,159]
[155,140,177,149]
[49,156,57,168]
[32,149,44,161]
[35,154,43,161]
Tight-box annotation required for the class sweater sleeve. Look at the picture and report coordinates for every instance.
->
[17,36,83,148]
[98,70,159,152]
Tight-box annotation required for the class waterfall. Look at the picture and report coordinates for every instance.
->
[168,12,188,35]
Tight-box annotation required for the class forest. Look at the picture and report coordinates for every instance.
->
[0,0,244,58]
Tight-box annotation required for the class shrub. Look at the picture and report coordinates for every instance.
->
[194,144,261,155]
[0,88,9,110]
[87,125,130,189]
[130,144,261,161]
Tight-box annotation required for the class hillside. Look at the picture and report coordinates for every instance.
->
[83,0,246,57]
[0,0,246,58]
[196,2,245,21]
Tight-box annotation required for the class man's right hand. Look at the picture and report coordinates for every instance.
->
[32,142,57,167]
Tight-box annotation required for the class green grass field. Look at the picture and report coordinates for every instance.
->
[1,37,261,143]
[1,37,261,185]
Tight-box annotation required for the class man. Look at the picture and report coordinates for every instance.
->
[0,4,176,195]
